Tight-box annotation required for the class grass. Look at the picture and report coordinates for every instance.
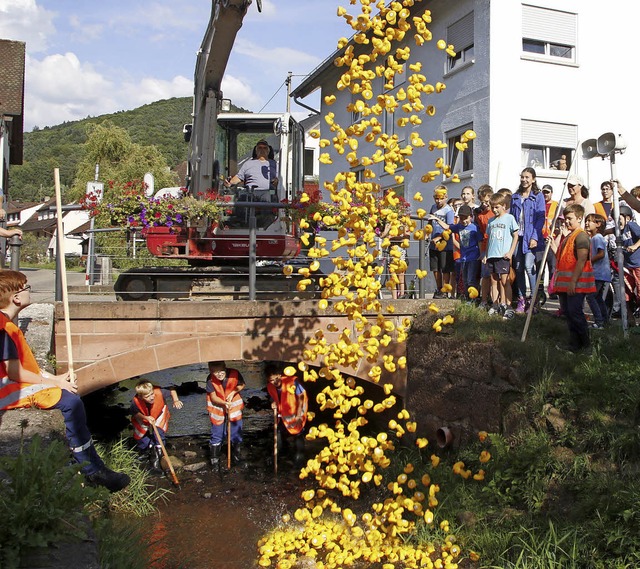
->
[400,304,640,567]
[0,435,171,568]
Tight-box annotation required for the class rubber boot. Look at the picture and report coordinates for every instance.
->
[150,445,162,472]
[209,443,221,469]
[231,443,243,466]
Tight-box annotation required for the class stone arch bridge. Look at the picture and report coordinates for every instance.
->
[54,300,423,397]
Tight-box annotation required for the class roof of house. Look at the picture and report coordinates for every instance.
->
[0,39,26,165]
[6,200,40,214]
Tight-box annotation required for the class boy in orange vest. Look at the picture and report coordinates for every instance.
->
[130,380,183,470]
[0,270,129,492]
[550,204,596,352]
[206,360,245,468]
[265,363,308,465]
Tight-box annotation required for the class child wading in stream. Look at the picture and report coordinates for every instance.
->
[130,380,183,471]
[0,270,130,492]
[264,363,308,465]
[205,360,245,468]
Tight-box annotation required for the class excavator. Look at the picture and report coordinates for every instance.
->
[114,0,307,300]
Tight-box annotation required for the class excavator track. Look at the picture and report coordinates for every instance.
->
[114,265,320,301]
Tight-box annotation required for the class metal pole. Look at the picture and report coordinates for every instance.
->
[8,234,22,270]
[418,219,426,299]
[286,72,292,114]
[249,205,257,300]
[85,164,99,286]
[610,153,629,337]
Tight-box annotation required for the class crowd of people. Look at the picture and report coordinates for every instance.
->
[426,170,640,353]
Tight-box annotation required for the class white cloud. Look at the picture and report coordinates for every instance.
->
[23,51,199,129]
[234,38,319,69]
[0,0,55,52]
[25,53,117,127]
[120,76,193,108]
[220,74,262,110]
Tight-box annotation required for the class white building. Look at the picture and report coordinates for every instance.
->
[291,0,640,203]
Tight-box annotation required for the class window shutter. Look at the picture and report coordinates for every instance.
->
[447,12,474,51]
[521,120,577,147]
[522,4,577,46]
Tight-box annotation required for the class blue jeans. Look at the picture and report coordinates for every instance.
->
[52,390,105,475]
[461,260,480,293]
[513,241,539,299]
[135,427,166,451]
[586,280,610,326]
[209,419,243,445]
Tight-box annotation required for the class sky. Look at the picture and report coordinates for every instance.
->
[0,0,344,130]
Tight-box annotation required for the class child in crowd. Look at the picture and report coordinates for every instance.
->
[483,193,519,319]
[619,205,640,313]
[429,204,481,299]
[550,204,595,353]
[206,360,245,468]
[449,197,465,298]
[130,380,183,470]
[474,185,495,307]
[429,186,455,298]
[0,270,130,492]
[584,214,611,329]
[460,185,479,209]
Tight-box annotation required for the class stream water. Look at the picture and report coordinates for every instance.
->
[84,360,313,569]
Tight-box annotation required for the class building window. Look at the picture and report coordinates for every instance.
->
[303,148,315,177]
[447,12,474,73]
[446,124,474,175]
[522,5,577,64]
[521,120,577,171]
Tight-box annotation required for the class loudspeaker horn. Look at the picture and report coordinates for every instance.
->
[581,139,598,160]
[597,132,627,155]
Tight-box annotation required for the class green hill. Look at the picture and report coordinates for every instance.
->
[10,97,248,201]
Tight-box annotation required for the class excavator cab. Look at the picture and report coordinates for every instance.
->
[142,112,303,265]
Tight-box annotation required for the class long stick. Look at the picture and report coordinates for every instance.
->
[521,142,581,342]
[273,406,278,475]
[54,169,75,383]
[152,423,180,486]
[226,413,231,469]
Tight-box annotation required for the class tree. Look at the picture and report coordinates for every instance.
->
[69,123,177,202]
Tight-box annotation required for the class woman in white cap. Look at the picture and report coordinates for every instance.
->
[563,175,595,226]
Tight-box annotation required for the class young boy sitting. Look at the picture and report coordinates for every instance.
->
[0,270,130,492]
[130,380,183,470]
[483,193,519,319]
[429,204,481,300]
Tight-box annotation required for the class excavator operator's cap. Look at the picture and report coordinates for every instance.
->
[256,139,269,146]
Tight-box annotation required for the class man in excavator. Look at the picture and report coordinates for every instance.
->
[225,140,279,202]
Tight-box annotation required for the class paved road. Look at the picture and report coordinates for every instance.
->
[21,268,115,303]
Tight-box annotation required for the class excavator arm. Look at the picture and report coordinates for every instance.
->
[189,0,254,195]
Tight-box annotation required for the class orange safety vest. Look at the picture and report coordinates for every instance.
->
[0,313,62,410]
[267,376,308,435]
[543,201,558,239]
[594,201,611,221]
[554,229,596,294]
[131,387,170,440]
[207,369,244,425]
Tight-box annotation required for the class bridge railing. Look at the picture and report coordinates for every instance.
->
[60,215,437,301]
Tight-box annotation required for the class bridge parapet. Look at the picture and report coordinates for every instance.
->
[54,300,425,396]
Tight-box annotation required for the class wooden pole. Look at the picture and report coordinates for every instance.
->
[152,423,180,486]
[273,406,278,475]
[54,169,76,385]
[226,413,232,469]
